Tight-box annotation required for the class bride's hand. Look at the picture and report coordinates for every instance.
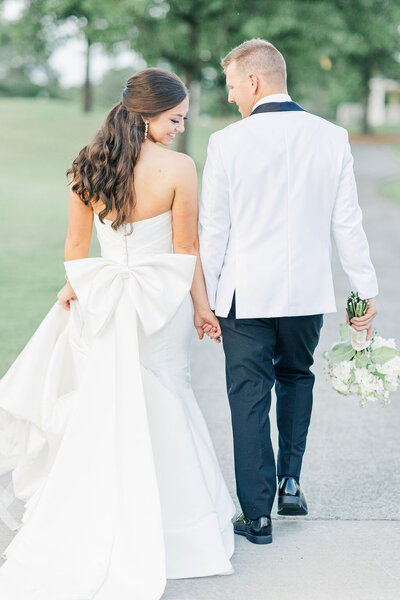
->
[193,306,222,343]
[57,281,77,311]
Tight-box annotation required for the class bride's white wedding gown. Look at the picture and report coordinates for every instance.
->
[0,210,235,599]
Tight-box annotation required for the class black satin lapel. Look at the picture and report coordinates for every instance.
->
[251,102,305,116]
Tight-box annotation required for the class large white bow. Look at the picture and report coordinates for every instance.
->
[65,254,196,337]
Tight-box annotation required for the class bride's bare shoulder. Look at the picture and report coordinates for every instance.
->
[153,145,196,173]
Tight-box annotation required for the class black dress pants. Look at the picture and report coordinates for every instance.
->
[219,294,323,519]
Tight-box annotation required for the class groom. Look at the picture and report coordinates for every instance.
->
[199,39,378,544]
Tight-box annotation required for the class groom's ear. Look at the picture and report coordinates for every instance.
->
[248,73,259,94]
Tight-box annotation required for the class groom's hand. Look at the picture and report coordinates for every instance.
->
[349,297,378,340]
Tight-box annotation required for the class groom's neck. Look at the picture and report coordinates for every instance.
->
[252,87,289,109]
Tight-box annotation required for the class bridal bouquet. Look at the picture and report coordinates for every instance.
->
[324,292,400,407]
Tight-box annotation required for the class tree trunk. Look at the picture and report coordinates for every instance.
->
[83,38,92,113]
[361,68,371,135]
[177,68,194,154]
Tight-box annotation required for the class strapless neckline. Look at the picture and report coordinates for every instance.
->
[93,210,172,227]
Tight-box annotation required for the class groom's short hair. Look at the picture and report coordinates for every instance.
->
[221,39,287,88]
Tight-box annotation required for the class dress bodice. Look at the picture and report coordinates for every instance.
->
[93,210,173,264]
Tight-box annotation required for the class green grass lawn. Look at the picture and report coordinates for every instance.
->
[0,97,234,375]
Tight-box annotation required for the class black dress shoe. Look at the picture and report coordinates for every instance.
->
[233,513,272,545]
[277,476,308,516]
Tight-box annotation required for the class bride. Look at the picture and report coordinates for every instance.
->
[0,67,235,599]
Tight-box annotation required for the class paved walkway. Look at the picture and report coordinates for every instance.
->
[1,143,400,599]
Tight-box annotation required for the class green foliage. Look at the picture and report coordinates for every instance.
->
[92,67,134,109]
[328,341,355,363]
[130,0,400,123]
[1,0,400,123]
[339,323,351,342]
[354,351,370,369]
[1,0,134,109]
[130,0,336,90]
[332,0,400,74]
[0,0,56,97]
[371,346,398,365]
[0,66,43,97]
[130,0,241,80]
[41,0,133,48]
[330,0,400,131]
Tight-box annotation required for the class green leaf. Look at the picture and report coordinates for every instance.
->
[371,371,386,380]
[371,347,398,365]
[328,342,355,363]
[354,351,370,368]
[339,323,351,342]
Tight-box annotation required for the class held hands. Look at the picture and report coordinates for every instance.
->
[347,297,378,341]
[193,305,222,343]
[57,280,77,311]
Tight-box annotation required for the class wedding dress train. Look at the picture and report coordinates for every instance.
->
[0,210,235,599]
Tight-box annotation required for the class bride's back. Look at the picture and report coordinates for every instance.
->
[92,141,182,224]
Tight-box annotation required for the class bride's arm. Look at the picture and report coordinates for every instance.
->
[172,155,221,342]
[64,185,94,260]
[57,186,94,311]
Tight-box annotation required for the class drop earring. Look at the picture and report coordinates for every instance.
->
[144,120,149,140]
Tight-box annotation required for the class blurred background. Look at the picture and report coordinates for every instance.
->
[0,0,400,374]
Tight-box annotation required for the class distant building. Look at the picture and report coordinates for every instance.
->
[337,77,400,128]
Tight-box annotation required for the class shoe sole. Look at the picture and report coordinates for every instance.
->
[234,528,273,545]
[278,496,308,516]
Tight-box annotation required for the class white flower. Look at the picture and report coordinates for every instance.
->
[331,361,353,383]
[386,376,399,389]
[353,368,384,400]
[331,377,349,394]
[326,323,399,407]
[375,356,400,378]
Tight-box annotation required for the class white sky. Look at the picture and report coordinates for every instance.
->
[49,40,142,88]
[1,0,24,20]
[2,0,143,88]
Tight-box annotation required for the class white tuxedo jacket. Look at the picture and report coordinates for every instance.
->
[199,94,378,319]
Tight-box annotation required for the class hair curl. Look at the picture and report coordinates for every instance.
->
[67,68,188,230]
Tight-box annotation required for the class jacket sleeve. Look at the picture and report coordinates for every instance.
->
[199,133,231,310]
[331,132,378,299]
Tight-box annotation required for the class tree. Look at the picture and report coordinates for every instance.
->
[5,0,399,132]
[332,0,400,133]
[130,0,345,150]
[12,0,132,111]
[0,0,57,96]
[51,0,133,111]
[130,0,249,151]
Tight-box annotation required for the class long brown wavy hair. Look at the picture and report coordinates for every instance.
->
[67,68,188,230]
